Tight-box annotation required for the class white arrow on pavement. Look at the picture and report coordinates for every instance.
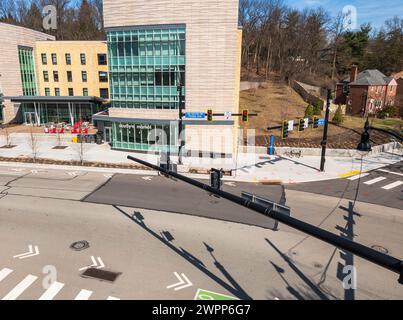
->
[224,182,236,187]
[166,272,193,291]
[68,172,78,177]
[142,176,153,181]
[13,245,40,260]
[79,256,105,271]
[31,170,38,174]
[103,174,113,179]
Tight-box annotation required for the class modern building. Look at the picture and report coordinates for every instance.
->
[0,22,54,123]
[94,0,242,155]
[35,41,109,99]
[335,66,398,116]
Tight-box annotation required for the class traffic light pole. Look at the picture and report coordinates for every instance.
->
[127,155,403,284]
[320,89,332,172]
[177,85,185,165]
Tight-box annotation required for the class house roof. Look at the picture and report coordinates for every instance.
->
[392,71,403,79]
[344,69,394,86]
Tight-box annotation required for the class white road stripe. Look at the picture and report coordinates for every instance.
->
[2,275,38,300]
[38,281,65,300]
[347,173,370,181]
[382,181,403,190]
[74,289,93,300]
[107,296,120,300]
[364,177,387,185]
[0,268,13,282]
[377,169,403,177]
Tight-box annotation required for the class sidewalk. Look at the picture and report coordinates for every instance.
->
[0,133,401,184]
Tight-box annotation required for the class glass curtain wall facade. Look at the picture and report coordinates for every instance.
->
[18,47,38,96]
[21,103,102,124]
[107,26,185,110]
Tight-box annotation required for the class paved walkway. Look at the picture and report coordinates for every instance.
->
[0,133,401,184]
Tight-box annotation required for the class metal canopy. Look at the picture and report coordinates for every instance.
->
[4,96,106,104]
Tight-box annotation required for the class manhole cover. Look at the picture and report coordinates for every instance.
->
[70,240,90,251]
[81,268,121,282]
[371,245,389,254]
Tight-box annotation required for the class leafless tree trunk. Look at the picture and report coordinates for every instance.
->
[27,128,39,163]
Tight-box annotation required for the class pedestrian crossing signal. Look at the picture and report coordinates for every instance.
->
[313,116,319,129]
[207,109,213,122]
[242,110,249,122]
[282,120,289,139]
[298,118,305,132]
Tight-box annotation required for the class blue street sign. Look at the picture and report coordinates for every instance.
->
[318,118,326,126]
[185,112,206,119]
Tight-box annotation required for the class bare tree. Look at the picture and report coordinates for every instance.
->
[27,128,40,163]
[74,133,87,165]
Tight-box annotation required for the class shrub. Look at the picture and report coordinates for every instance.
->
[313,100,322,116]
[305,104,314,118]
[382,105,398,118]
[332,105,344,124]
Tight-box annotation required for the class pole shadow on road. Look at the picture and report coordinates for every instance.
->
[113,205,252,300]
[265,238,330,300]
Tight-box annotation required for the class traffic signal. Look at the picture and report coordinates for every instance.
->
[207,109,213,122]
[281,120,289,139]
[210,169,223,190]
[242,110,249,122]
[298,118,305,132]
[313,116,319,129]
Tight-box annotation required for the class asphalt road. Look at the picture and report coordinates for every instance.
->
[84,174,285,229]
[286,161,403,209]
[0,164,402,300]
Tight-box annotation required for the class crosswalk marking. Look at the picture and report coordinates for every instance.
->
[0,268,13,283]
[377,169,403,177]
[39,281,65,300]
[382,181,403,190]
[107,296,120,300]
[364,177,387,185]
[347,173,370,181]
[74,289,93,300]
[2,275,38,300]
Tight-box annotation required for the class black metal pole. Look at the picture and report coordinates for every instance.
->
[177,85,184,165]
[320,89,332,172]
[127,155,403,283]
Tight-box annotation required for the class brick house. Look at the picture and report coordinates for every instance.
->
[393,72,403,117]
[335,66,398,116]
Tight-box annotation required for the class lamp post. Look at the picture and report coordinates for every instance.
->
[177,84,185,165]
[357,118,372,152]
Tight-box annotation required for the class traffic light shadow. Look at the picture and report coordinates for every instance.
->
[335,202,361,301]
[236,157,283,173]
[265,238,330,300]
[113,205,252,300]
[277,156,321,172]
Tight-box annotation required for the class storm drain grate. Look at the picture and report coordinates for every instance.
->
[81,268,122,282]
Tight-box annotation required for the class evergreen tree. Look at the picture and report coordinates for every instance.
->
[313,100,322,115]
[332,105,344,124]
[305,104,314,118]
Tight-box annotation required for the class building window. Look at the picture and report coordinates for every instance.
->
[68,88,74,96]
[43,71,49,82]
[83,88,88,96]
[45,88,50,96]
[65,53,71,65]
[41,53,47,65]
[98,53,107,65]
[107,26,186,110]
[18,47,38,96]
[100,88,109,99]
[51,53,57,65]
[390,86,394,93]
[55,88,60,96]
[99,71,108,82]
[53,71,59,82]
[80,53,86,65]
[82,71,88,82]
[67,71,73,82]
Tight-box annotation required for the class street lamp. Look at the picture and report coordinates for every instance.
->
[357,118,372,152]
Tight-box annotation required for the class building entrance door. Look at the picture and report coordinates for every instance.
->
[24,112,36,125]
[104,127,112,144]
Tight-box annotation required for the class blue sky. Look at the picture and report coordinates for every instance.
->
[287,0,403,30]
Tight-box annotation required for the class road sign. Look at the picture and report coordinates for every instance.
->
[304,118,309,129]
[185,112,206,119]
[224,112,232,120]
[318,118,326,126]
[288,120,294,131]
[194,289,238,300]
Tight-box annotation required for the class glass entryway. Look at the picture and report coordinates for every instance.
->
[24,112,36,125]
[112,121,179,152]
[104,127,112,144]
